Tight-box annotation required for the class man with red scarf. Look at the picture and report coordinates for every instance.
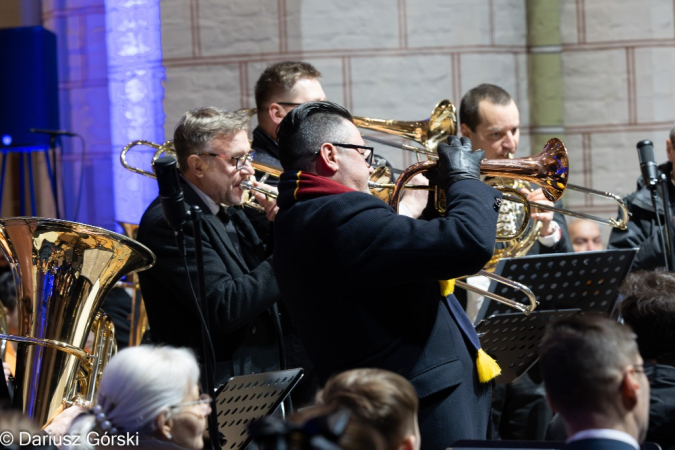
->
[273,101,503,450]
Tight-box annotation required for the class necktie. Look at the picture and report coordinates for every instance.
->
[217,206,242,255]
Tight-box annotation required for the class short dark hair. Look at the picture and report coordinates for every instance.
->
[669,125,675,146]
[459,83,513,132]
[620,270,675,363]
[540,314,639,417]
[276,101,353,171]
[254,61,322,109]
[316,368,419,449]
[173,107,249,173]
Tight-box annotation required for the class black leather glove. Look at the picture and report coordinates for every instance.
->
[434,136,484,192]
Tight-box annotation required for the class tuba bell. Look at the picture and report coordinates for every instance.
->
[0,217,155,426]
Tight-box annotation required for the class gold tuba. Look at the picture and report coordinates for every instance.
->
[0,217,155,426]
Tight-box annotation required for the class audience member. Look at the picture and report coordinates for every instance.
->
[540,314,650,450]
[316,368,420,450]
[252,405,387,450]
[65,345,210,450]
[619,270,675,450]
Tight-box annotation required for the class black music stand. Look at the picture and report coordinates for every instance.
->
[476,249,637,322]
[215,368,304,450]
[475,309,580,384]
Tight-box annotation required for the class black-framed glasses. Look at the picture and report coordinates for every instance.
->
[194,150,255,170]
[277,102,303,107]
[329,143,375,166]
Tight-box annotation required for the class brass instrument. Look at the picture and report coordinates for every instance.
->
[120,139,172,178]
[121,140,279,214]
[0,217,155,425]
[117,222,149,347]
[240,180,278,200]
[355,102,552,314]
[500,184,630,230]
[0,305,7,360]
[354,99,457,154]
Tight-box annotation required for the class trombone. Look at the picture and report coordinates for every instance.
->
[355,104,629,230]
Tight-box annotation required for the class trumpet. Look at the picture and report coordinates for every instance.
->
[241,180,278,199]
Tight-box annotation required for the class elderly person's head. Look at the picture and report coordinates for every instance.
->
[66,345,209,450]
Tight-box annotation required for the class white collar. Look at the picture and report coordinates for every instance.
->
[567,429,639,450]
[180,175,220,215]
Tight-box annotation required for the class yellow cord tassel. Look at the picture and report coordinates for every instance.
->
[438,279,456,297]
[476,348,501,383]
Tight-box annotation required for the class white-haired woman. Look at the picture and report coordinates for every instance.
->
[64,345,210,450]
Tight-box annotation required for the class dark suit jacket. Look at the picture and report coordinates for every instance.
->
[564,438,638,450]
[273,178,502,450]
[137,180,282,382]
[609,161,675,271]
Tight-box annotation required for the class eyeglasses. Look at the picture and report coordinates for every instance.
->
[276,102,303,107]
[194,150,256,170]
[329,143,375,166]
[170,393,213,411]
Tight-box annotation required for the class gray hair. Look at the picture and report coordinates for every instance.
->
[173,106,250,172]
[64,346,199,449]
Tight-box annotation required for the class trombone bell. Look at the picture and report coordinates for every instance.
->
[354,100,457,153]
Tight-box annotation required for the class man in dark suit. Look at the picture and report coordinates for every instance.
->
[540,314,650,450]
[137,107,282,384]
[273,101,503,450]
[609,125,675,271]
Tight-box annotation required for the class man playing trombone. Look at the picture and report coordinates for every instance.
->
[273,101,503,450]
[460,83,572,254]
[459,84,572,442]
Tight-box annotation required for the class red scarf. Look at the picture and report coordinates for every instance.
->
[277,171,355,208]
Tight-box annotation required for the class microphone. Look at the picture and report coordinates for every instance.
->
[154,156,187,231]
[637,139,659,191]
[29,128,77,137]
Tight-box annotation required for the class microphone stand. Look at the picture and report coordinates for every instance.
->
[189,206,220,450]
[647,177,671,271]
[49,134,60,219]
[657,173,675,270]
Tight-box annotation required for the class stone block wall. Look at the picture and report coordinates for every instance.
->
[160,0,530,172]
[560,0,675,242]
[158,0,675,245]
